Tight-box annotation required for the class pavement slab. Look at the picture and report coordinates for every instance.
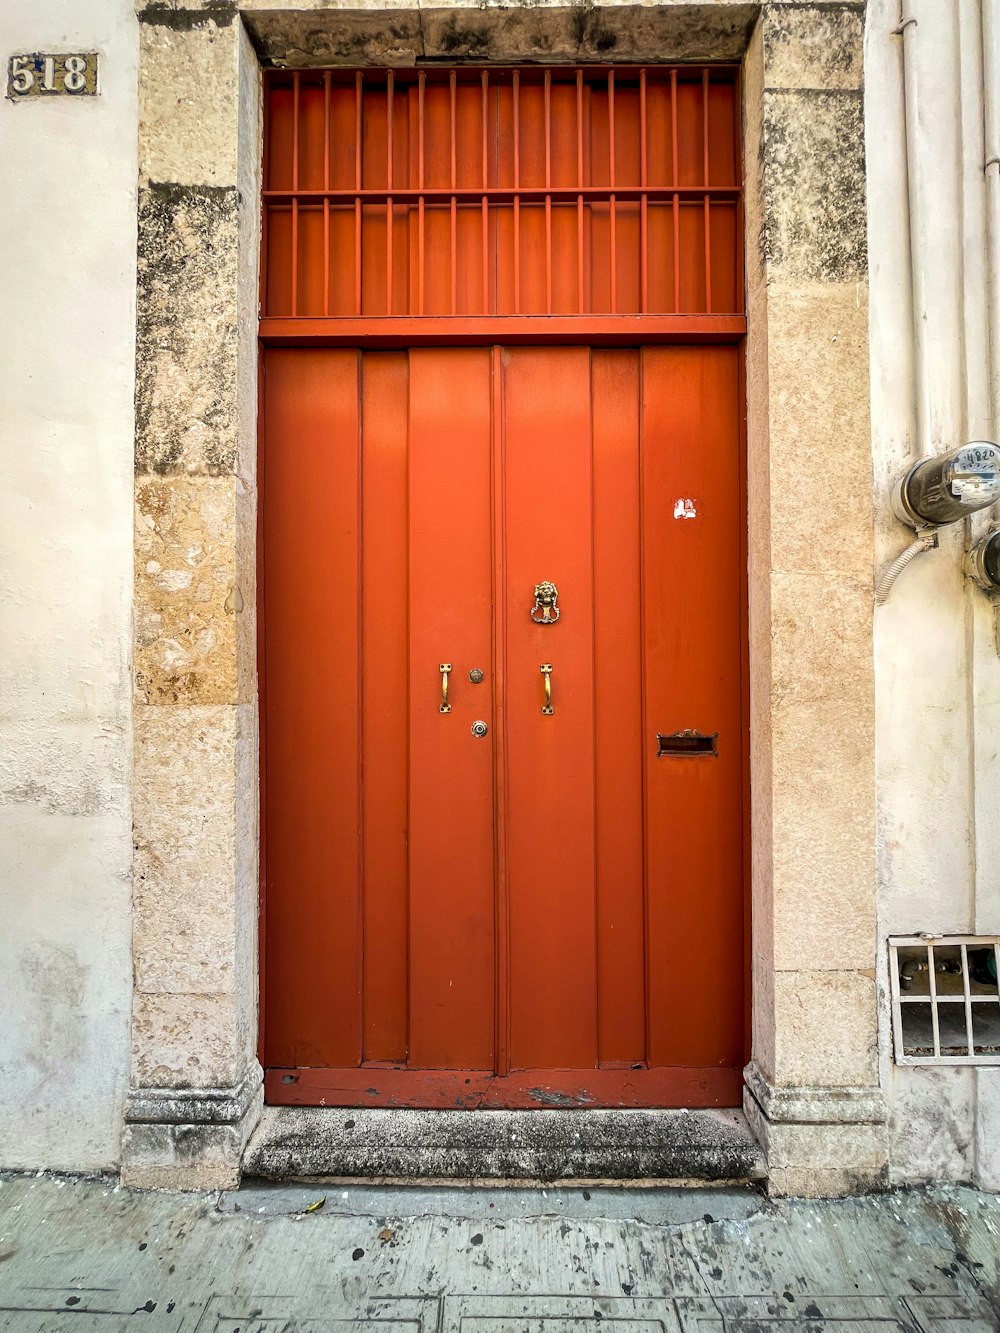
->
[0,1174,999,1332]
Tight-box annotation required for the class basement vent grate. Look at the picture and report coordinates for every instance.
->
[889,935,1000,1065]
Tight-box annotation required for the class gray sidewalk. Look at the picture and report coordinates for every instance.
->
[1,1173,999,1331]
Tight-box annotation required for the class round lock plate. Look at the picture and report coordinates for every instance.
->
[469,668,485,684]
[471,720,489,738]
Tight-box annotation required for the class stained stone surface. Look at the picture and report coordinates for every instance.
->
[1,1173,1000,1330]
[244,1108,768,1183]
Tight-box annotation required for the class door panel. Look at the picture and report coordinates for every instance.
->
[503,348,598,1071]
[263,348,362,1068]
[408,348,496,1069]
[262,344,746,1103]
[642,346,745,1068]
[592,350,646,1066]
[360,353,409,1062]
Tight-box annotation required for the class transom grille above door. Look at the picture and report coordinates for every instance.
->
[262,66,743,328]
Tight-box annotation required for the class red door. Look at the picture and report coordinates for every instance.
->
[261,342,745,1107]
[259,64,746,1108]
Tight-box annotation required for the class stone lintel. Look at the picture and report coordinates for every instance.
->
[240,4,761,68]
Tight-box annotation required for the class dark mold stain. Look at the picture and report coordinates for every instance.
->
[138,2,237,31]
[135,182,239,477]
[761,89,867,281]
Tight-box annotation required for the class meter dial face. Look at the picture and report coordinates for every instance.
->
[948,443,1000,505]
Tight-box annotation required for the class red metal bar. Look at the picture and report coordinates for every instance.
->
[355,198,362,316]
[671,70,680,312]
[263,185,741,204]
[483,196,489,315]
[450,70,457,189]
[576,71,584,186]
[608,70,616,315]
[513,71,520,315]
[640,69,647,314]
[291,72,300,316]
[418,72,425,190]
[260,64,271,315]
[323,71,331,316]
[387,197,394,317]
[387,69,394,190]
[544,69,552,188]
[451,72,457,315]
[260,314,746,345]
[577,70,584,314]
[608,69,615,187]
[355,71,363,190]
[355,73,362,314]
[544,71,552,313]
[418,71,425,316]
[482,71,489,188]
[703,69,712,313]
[386,74,394,316]
[735,67,745,315]
[482,71,489,314]
[451,196,458,315]
[513,71,520,190]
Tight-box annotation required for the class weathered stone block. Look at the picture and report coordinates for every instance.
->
[772,970,879,1087]
[135,183,239,476]
[761,90,867,283]
[765,282,874,578]
[770,571,874,708]
[763,5,865,92]
[134,477,241,706]
[133,704,241,994]
[121,1122,243,1190]
[140,18,240,188]
[131,991,248,1089]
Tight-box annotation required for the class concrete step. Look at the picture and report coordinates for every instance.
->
[244,1107,767,1183]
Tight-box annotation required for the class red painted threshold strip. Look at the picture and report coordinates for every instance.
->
[265,1066,743,1109]
[258,315,746,348]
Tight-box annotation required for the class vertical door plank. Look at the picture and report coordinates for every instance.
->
[408,347,495,1069]
[641,346,744,1068]
[361,352,410,1062]
[592,350,646,1065]
[263,348,362,1068]
[503,347,598,1070]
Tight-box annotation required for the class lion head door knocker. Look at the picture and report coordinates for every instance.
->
[531,581,561,625]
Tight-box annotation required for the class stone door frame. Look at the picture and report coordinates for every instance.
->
[124,0,883,1196]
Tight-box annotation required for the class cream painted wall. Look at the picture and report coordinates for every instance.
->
[0,0,136,1167]
[866,0,1000,1189]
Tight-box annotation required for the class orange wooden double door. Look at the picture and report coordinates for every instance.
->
[261,343,746,1108]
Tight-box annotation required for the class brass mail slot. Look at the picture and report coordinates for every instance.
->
[656,729,718,757]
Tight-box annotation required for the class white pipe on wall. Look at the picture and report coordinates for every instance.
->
[900,0,967,458]
[985,0,1000,427]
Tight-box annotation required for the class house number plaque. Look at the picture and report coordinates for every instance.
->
[7,53,99,99]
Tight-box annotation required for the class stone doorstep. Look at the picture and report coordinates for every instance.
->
[242,1106,767,1183]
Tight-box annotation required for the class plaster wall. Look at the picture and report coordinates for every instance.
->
[866,0,1000,1189]
[0,0,137,1167]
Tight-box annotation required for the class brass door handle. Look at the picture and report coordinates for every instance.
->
[540,663,553,715]
[439,663,452,713]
